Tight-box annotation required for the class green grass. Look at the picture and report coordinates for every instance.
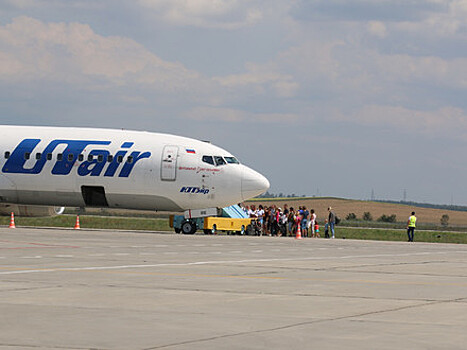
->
[339,220,467,232]
[3,215,467,244]
[0,215,171,232]
[335,227,467,244]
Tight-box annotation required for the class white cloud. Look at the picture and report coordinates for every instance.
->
[337,105,467,135]
[214,62,299,98]
[373,53,467,89]
[0,16,204,92]
[367,21,387,38]
[138,0,265,29]
[394,0,467,37]
[185,106,300,123]
[1,0,36,8]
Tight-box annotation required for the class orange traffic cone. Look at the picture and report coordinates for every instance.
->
[295,221,302,240]
[9,212,16,229]
[74,215,80,230]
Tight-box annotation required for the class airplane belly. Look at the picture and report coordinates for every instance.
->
[0,174,18,203]
[14,174,83,207]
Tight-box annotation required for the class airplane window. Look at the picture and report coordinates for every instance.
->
[117,155,123,163]
[78,154,84,162]
[57,154,63,161]
[107,155,113,163]
[97,155,104,163]
[68,154,74,162]
[214,156,226,166]
[4,151,10,159]
[224,157,239,164]
[36,153,42,160]
[25,152,31,160]
[202,156,214,165]
[88,155,94,162]
[47,153,53,161]
[127,156,134,164]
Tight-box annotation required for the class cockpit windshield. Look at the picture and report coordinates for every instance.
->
[224,157,239,164]
[202,155,240,166]
[214,156,226,166]
[202,155,214,165]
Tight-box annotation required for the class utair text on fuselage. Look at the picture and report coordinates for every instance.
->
[2,139,150,178]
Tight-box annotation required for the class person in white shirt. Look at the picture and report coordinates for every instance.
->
[256,205,264,226]
[248,205,257,219]
[310,209,317,237]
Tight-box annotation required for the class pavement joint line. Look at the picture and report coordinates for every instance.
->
[142,299,450,350]
[0,251,452,276]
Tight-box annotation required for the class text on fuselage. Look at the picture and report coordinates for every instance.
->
[2,139,151,178]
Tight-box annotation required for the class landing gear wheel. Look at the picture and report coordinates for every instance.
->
[203,229,211,235]
[174,228,181,234]
[181,220,197,235]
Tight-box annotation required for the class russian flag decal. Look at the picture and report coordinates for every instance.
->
[186,149,196,154]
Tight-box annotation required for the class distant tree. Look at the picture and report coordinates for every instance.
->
[377,214,397,223]
[278,192,283,198]
[362,212,373,221]
[346,213,357,220]
[335,216,341,225]
[440,214,449,227]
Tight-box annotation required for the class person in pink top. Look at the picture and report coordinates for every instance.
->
[310,209,317,237]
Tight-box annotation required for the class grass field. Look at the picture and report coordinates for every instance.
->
[2,213,467,244]
[0,215,171,232]
[247,197,467,227]
[335,227,467,244]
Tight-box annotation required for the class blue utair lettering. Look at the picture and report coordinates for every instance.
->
[104,150,127,177]
[2,139,152,178]
[78,150,111,177]
[119,151,151,178]
[3,139,110,175]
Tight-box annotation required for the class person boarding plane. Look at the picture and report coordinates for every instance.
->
[0,126,270,232]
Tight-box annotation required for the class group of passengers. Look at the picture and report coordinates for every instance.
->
[243,204,321,238]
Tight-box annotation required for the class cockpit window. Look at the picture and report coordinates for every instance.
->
[224,157,239,164]
[214,156,226,166]
[202,155,214,165]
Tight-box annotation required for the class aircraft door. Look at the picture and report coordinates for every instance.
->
[161,145,178,181]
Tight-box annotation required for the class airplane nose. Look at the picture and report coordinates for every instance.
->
[241,166,270,201]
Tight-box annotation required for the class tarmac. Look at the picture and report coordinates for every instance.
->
[0,227,466,350]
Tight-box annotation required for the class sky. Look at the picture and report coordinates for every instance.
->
[0,0,466,204]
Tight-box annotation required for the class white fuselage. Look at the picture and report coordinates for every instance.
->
[0,126,269,211]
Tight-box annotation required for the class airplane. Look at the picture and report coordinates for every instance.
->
[0,125,269,233]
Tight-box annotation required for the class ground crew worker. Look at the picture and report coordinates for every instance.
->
[407,211,417,242]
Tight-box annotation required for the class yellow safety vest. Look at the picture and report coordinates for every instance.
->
[408,215,417,228]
